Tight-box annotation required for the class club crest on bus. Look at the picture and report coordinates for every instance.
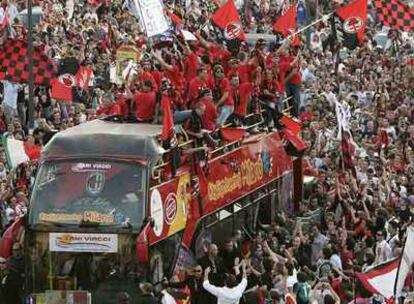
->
[343,16,363,34]
[164,193,177,225]
[224,22,242,40]
[86,172,105,196]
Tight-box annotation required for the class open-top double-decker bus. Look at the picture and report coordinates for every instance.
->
[23,117,304,303]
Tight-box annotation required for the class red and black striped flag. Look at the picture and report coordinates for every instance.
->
[341,129,356,175]
[374,0,414,32]
[0,39,56,86]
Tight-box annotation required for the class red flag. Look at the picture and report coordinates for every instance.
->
[75,65,92,91]
[273,5,299,45]
[336,0,367,44]
[280,115,302,135]
[161,95,175,142]
[24,142,41,160]
[50,78,73,101]
[355,258,399,301]
[161,95,181,176]
[282,128,307,152]
[211,0,246,41]
[165,9,183,25]
[195,163,208,197]
[135,221,151,263]
[220,127,247,142]
[50,57,80,101]
[341,129,356,177]
[0,217,24,258]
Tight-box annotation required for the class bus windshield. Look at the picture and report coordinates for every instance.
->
[29,160,147,231]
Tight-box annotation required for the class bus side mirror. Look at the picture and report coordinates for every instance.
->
[136,222,151,264]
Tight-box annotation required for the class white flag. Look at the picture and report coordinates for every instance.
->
[395,226,414,297]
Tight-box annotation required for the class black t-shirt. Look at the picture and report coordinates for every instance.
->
[186,110,204,133]
[220,249,241,274]
[294,244,312,268]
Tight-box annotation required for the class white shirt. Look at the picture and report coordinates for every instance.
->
[203,278,247,304]
[5,207,15,223]
[161,290,177,304]
[8,4,19,23]
[0,7,4,23]
[329,254,343,271]
[375,240,392,264]
[3,80,20,109]
[287,268,298,289]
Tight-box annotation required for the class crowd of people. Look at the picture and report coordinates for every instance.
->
[0,0,412,303]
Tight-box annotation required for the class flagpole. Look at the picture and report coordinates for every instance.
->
[27,0,35,129]
[393,230,409,303]
[287,12,333,39]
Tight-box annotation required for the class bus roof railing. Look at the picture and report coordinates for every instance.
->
[152,96,294,182]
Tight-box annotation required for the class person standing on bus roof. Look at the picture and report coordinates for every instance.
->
[203,260,247,304]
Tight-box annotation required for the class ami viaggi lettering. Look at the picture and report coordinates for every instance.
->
[49,233,118,253]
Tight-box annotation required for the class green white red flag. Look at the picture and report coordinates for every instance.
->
[2,136,41,169]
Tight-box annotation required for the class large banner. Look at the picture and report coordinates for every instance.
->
[114,46,140,84]
[203,132,293,215]
[148,173,191,244]
[125,0,169,37]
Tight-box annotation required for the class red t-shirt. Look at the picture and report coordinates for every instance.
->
[163,64,185,93]
[151,70,164,89]
[133,91,156,121]
[188,77,208,103]
[198,97,218,131]
[138,72,158,90]
[96,103,121,116]
[214,78,234,106]
[261,77,283,97]
[299,111,314,122]
[117,95,130,117]
[183,52,199,84]
[227,64,254,84]
[232,82,253,117]
[279,54,302,85]
[208,44,232,67]
[238,63,254,84]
